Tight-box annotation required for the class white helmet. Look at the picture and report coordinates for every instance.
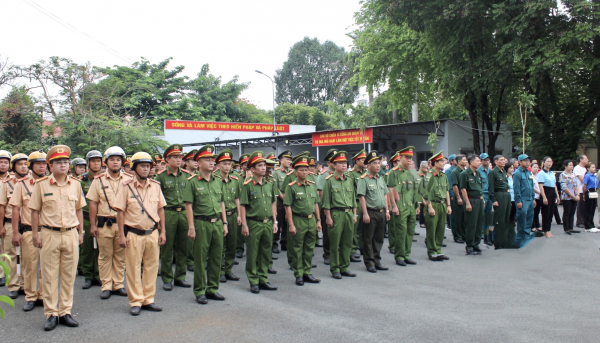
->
[104,146,126,162]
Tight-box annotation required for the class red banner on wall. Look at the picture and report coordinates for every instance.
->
[312,128,373,147]
[165,120,290,133]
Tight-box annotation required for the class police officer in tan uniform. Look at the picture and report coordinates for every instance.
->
[87,146,132,300]
[0,150,10,289]
[29,145,86,331]
[10,151,47,311]
[115,152,167,316]
[0,151,21,299]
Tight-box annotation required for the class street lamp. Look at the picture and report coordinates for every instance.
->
[255,70,277,136]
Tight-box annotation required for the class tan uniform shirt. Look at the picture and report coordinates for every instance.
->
[86,171,134,217]
[28,175,87,229]
[114,178,166,231]
[0,176,18,219]
[8,175,36,226]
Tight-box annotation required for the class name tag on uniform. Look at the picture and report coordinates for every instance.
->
[44,193,53,196]
[198,187,205,190]
[297,192,304,195]
[332,185,340,188]
[368,184,375,187]
[251,191,258,194]
[166,181,173,184]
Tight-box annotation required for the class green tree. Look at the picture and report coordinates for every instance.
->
[273,103,336,131]
[275,37,358,110]
[0,87,43,152]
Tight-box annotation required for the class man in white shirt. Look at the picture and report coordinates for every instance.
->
[573,155,589,228]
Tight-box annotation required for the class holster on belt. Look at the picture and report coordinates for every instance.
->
[97,216,116,228]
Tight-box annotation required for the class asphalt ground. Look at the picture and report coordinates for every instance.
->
[2,211,600,342]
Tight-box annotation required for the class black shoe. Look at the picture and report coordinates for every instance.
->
[187,265,194,272]
[206,292,225,301]
[100,290,112,299]
[82,279,92,289]
[220,274,227,283]
[312,264,317,268]
[455,239,465,244]
[272,246,280,254]
[18,289,25,295]
[404,259,417,265]
[281,244,287,251]
[570,230,581,233]
[332,272,342,279]
[324,258,330,265]
[473,248,482,255]
[163,282,173,291]
[296,277,304,286]
[466,249,476,255]
[236,251,243,258]
[303,274,321,283]
[112,288,127,297]
[350,255,361,263]
[8,291,18,299]
[429,256,442,262]
[565,231,572,235]
[234,260,239,265]
[59,314,79,327]
[412,239,417,242]
[44,316,58,331]
[442,244,447,247]
[375,264,389,271]
[367,266,377,273]
[384,232,389,238]
[389,249,395,254]
[141,303,162,312]
[130,306,141,316]
[315,241,323,247]
[396,260,407,266]
[271,254,278,260]
[36,299,44,306]
[258,282,278,290]
[250,285,260,294]
[341,271,356,277]
[23,301,35,312]
[577,224,585,228]
[268,268,277,274]
[174,279,191,288]
[414,232,420,235]
[225,273,240,281]
[92,279,102,286]
[0,277,5,287]
[556,221,562,224]
[439,255,449,260]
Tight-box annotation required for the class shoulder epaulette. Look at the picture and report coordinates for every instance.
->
[308,180,316,184]
[243,179,253,185]
[34,176,48,184]
[392,166,399,171]
[286,170,294,176]
[94,174,104,179]
[156,169,165,175]
[288,180,296,186]
[150,179,160,184]
[320,170,327,175]
[274,167,280,171]
[385,172,389,176]
[122,179,133,185]
[360,173,368,179]
[187,174,196,180]
[70,177,81,182]
[230,175,239,180]
[348,168,354,172]
[123,172,134,178]
[325,174,334,180]
[181,168,192,175]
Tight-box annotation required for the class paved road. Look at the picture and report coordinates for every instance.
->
[2,218,600,342]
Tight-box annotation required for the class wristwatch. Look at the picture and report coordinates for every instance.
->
[223,221,228,225]
[274,220,278,224]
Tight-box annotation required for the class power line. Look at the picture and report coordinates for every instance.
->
[449,120,519,134]
[21,0,133,64]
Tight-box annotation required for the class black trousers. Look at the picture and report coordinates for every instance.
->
[562,199,577,232]
[418,203,425,226]
[532,198,541,229]
[554,205,562,223]
[577,194,586,226]
[584,190,598,229]
[510,201,516,222]
[541,187,557,232]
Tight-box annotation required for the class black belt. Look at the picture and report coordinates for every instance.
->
[82,212,90,222]
[366,208,385,213]
[292,212,315,219]
[589,189,597,192]
[3,217,10,225]
[20,225,32,233]
[247,216,272,223]
[42,226,76,232]
[225,210,236,216]
[124,224,156,236]
[331,207,352,212]
[194,215,220,223]
[97,216,116,228]
[468,196,484,200]
[165,206,184,212]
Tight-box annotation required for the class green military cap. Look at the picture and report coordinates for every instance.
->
[330,150,348,163]
[296,151,310,158]
[248,150,266,168]
[398,146,415,158]
[324,148,338,162]
[292,155,310,169]
[390,152,400,164]
[352,149,367,161]
[232,160,239,167]
[278,150,292,160]
[266,152,276,161]
[194,145,215,161]
[164,144,183,159]
[429,151,444,163]
[365,150,381,164]
[183,149,197,161]
[308,156,316,166]
[216,149,233,164]
[240,153,250,165]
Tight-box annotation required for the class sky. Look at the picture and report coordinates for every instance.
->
[1,0,363,111]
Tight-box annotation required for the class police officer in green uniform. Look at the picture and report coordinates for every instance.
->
[385,152,400,252]
[356,151,390,273]
[488,155,514,249]
[322,151,358,279]
[459,154,484,255]
[387,147,420,266]
[423,152,452,261]
[236,153,251,259]
[79,151,102,289]
[213,149,242,283]
[284,155,322,286]
[184,150,198,272]
[308,157,318,183]
[348,149,366,263]
[478,153,494,246]
[240,151,279,294]
[451,154,467,243]
[316,149,338,265]
[184,145,228,304]
[272,150,293,253]
[154,144,193,290]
